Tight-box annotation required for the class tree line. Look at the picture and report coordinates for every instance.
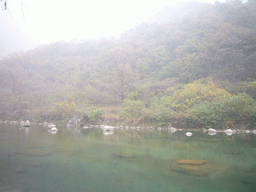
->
[0,0,256,128]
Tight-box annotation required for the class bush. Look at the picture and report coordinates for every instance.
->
[188,101,225,128]
[49,101,76,120]
[83,109,105,124]
[188,93,256,128]
[221,93,256,122]
[171,79,231,111]
[150,97,176,125]
[121,99,145,119]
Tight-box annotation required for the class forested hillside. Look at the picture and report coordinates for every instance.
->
[1,0,256,128]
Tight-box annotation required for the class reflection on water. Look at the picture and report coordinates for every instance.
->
[0,123,256,192]
[103,129,114,136]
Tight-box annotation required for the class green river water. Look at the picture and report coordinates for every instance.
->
[0,124,256,192]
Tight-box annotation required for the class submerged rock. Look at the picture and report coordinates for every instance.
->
[177,160,208,165]
[0,186,24,192]
[28,162,45,167]
[240,176,255,185]
[14,169,25,174]
[223,149,244,155]
[171,159,228,177]
[15,149,52,157]
[114,152,136,159]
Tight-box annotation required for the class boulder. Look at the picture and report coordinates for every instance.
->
[67,115,87,127]
[208,128,217,133]
[185,132,193,137]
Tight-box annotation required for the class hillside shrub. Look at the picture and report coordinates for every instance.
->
[121,99,145,119]
[171,79,231,111]
[83,109,105,124]
[150,97,176,126]
[188,93,256,128]
[49,101,76,120]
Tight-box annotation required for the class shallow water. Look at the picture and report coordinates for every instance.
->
[0,124,256,192]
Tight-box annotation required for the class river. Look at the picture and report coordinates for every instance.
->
[0,123,256,192]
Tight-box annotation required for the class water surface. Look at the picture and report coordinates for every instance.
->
[0,124,256,192]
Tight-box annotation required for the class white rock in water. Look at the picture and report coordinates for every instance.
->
[208,132,217,136]
[51,127,58,131]
[48,123,56,128]
[101,125,114,131]
[224,129,234,133]
[168,127,177,133]
[103,130,114,136]
[208,128,217,133]
[50,127,58,135]
[185,132,193,137]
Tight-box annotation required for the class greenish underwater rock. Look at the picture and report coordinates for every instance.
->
[177,160,208,165]
[114,152,137,161]
[14,169,25,174]
[28,162,45,167]
[15,149,52,157]
[171,159,228,177]
[240,176,255,185]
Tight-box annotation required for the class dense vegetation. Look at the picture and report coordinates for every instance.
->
[1,0,256,128]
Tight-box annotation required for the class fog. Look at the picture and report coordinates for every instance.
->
[0,9,34,58]
[1,0,226,59]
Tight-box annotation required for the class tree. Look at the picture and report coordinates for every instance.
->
[171,79,231,111]
[110,50,137,101]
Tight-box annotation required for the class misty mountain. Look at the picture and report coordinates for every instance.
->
[0,0,256,127]
[149,1,212,24]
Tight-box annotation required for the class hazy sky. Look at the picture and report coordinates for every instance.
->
[2,0,226,47]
